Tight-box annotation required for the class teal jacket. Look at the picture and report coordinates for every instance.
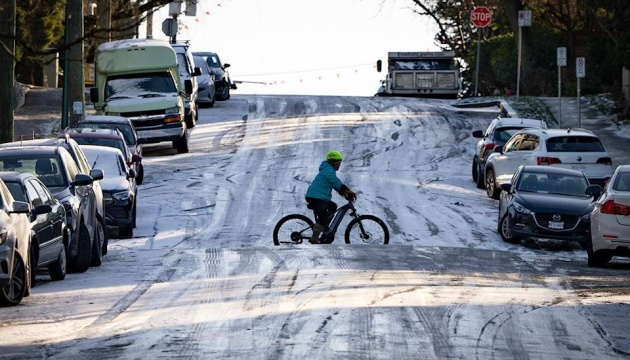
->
[305,161,344,201]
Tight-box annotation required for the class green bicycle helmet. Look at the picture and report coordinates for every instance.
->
[326,150,343,161]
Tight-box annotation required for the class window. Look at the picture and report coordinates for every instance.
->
[517,134,539,151]
[546,136,605,152]
[25,181,44,208]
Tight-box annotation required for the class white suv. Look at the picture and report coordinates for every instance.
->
[484,128,613,199]
[171,43,201,129]
[472,116,547,188]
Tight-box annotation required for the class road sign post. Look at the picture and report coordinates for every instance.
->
[471,7,491,96]
[576,57,586,128]
[557,47,567,127]
[516,10,532,99]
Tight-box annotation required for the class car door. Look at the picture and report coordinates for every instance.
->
[490,134,525,185]
[62,151,97,241]
[26,179,63,262]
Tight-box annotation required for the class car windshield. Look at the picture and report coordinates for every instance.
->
[76,123,136,146]
[84,152,125,178]
[205,55,221,68]
[105,72,177,99]
[71,137,127,159]
[546,136,605,152]
[0,155,67,188]
[517,172,589,196]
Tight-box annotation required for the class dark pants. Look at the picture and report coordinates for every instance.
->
[306,197,337,229]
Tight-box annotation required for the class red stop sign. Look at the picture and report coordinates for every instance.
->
[471,7,492,28]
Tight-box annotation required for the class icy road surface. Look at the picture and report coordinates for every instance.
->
[1,95,629,359]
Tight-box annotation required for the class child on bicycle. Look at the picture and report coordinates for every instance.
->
[305,150,356,244]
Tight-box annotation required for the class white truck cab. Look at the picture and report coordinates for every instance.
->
[90,38,191,153]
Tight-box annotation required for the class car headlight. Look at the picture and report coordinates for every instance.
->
[513,201,532,215]
[581,213,591,221]
[112,190,131,201]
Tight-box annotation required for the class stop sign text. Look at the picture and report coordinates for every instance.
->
[471,7,492,28]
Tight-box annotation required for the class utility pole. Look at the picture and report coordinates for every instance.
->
[65,0,85,128]
[0,0,16,142]
[96,0,111,46]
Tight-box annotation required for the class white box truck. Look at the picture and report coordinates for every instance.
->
[90,38,191,153]
[376,51,461,99]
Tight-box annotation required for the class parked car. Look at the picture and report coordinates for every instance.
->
[193,51,235,101]
[472,116,547,188]
[0,178,32,306]
[80,145,137,238]
[588,165,630,267]
[172,42,202,128]
[484,128,613,199]
[75,115,145,185]
[0,137,109,256]
[62,128,142,185]
[497,165,601,246]
[193,55,216,108]
[0,172,66,283]
[0,146,103,273]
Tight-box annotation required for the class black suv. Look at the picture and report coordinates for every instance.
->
[193,51,236,101]
[0,146,103,273]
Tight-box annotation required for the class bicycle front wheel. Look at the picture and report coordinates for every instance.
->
[273,214,315,246]
[345,215,389,244]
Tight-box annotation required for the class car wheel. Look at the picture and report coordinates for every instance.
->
[209,93,215,108]
[472,157,479,182]
[29,243,38,289]
[49,244,67,281]
[485,168,500,199]
[194,103,199,121]
[500,213,521,244]
[132,200,137,228]
[587,237,612,267]
[136,163,144,186]
[67,223,92,274]
[0,253,27,307]
[91,218,104,267]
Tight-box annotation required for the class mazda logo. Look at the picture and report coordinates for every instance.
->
[553,214,562,221]
[576,156,582,162]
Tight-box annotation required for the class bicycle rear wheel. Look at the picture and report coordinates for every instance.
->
[273,214,315,246]
[345,215,389,244]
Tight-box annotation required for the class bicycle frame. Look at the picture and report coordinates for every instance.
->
[320,201,358,243]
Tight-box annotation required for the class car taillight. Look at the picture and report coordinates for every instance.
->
[537,157,562,165]
[484,143,496,151]
[597,157,612,165]
[601,199,630,215]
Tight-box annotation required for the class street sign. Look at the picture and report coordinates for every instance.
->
[471,7,492,28]
[518,10,532,27]
[169,1,183,16]
[162,18,177,37]
[576,57,586,78]
[557,47,567,67]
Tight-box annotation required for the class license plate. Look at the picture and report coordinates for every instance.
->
[571,165,586,172]
[549,221,564,230]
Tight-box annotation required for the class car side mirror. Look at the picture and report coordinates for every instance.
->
[128,167,137,179]
[494,145,504,154]
[32,204,53,216]
[224,63,231,69]
[472,130,483,138]
[89,168,104,181]
[500,183,512,192]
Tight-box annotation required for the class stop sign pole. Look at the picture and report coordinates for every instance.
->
[471,7,491,96]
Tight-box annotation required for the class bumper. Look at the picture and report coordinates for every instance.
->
[511,212,591,242]
[137,126,186,144]
[105,203,133,232]
[592,214,630,252]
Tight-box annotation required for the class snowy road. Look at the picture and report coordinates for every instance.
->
[1,95,629,359]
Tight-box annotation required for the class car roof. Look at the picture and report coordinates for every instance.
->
[0,145,62,155]
[521,165,587,176]
[80,115,130,124]
[518,127,595,136]
[0,171,37,183]
[79,144,125,158]
[63,128,125,140]
[495,117,547,128]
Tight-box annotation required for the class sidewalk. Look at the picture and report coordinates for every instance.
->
[540,96,629,167]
